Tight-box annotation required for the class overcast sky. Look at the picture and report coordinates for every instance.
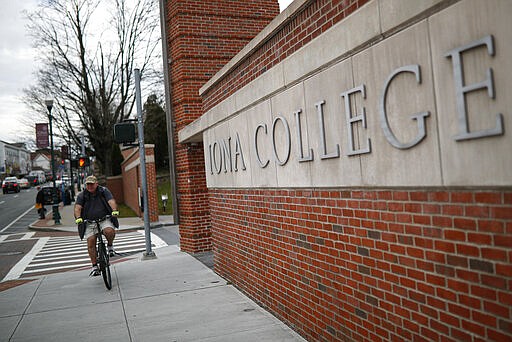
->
[0,0,39,144]
[0,0,294,146]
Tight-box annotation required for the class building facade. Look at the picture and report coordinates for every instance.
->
[0,141,31,177]
[174,0,512,341]
[31,152,51,172]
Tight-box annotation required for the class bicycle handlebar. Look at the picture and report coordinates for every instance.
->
[84,215,112,224]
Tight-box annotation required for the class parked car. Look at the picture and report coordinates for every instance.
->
[18,178,30,189]
[2,177,17,186]
[2,177,20,194]
[25,175,38,186]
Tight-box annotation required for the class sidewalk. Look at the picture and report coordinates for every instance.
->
[1,205,306,341]
[28,203,174,233]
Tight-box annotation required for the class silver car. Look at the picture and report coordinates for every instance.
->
[18,178,30,189]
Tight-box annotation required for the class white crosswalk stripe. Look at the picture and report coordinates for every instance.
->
[20,230,167,277]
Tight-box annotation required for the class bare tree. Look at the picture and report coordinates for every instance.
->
[23,0,161,176]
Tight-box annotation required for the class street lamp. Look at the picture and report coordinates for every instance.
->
[45,99,61,224]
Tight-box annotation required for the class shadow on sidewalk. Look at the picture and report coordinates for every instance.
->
[192,251,214,270]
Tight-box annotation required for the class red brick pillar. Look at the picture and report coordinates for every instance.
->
[143,147,159,223]
[164,0,279,253]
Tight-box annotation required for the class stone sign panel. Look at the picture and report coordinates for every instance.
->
[186,0,511,188]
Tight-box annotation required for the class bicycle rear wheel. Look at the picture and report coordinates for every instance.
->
[97,240,112,290]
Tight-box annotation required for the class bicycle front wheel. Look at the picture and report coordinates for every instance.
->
[97,241,112,290]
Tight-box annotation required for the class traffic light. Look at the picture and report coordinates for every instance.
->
[78,156,90,167]
[61,159,65,165]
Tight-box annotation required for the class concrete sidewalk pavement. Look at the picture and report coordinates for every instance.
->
[0,245,305,341]
[2,202,305,341]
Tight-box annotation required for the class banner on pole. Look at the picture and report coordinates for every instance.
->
[36,123,49,148]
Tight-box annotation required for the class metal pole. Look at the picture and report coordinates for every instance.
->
[135,68,155,259]
[80,133,86,190]
[81,133,85,155]
[70,160,74,200]
[46,101,61,224]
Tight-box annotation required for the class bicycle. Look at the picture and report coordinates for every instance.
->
[85,215,113,290]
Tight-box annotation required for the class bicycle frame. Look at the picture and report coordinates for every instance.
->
[86,216,112,290]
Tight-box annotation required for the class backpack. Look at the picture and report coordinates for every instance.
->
[77,186,117,240]
[81,186,112,219]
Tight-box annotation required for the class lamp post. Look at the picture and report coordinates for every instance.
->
[45,99,61,224]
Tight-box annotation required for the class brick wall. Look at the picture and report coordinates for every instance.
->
[106,175,124,204]
[120,146,158,222]
[198,0,512,341]
[211,188,512,341]
[165,0,279,252]
[201,0,370,113]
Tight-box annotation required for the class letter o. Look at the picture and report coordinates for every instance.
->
[272,115,291,166]
[211,141,222,174]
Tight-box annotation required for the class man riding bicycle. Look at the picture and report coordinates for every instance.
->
[74,175,120,276]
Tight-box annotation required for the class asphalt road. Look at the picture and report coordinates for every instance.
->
[0,185,40,234]
[0,186,42,280]
[0,239,37,281]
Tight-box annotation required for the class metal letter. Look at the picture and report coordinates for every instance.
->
[315,100,340,159]
[294,109,314,162]
[272,115,291,166]
[379,65,430,149]
[445,35,503,141]
[234,132,246,171]
[254,123,270,168]
[221,137,232,173]
[208,143,213,175]
[212,141,222,174]
[341,85,371,155]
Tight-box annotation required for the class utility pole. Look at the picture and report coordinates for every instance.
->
[135,68,156,259]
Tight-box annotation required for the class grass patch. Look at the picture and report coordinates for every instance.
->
[118,203,138,218]
[157,176,173,215]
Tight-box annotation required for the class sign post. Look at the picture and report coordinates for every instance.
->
[135,68,156,259]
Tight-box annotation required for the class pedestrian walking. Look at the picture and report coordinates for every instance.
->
[35,186,46,219]
[74,176,120,276]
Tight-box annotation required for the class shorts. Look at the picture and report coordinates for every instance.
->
[84,219,115,239]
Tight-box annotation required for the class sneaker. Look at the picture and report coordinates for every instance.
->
[108,245,116,257]
[90,265,100,277]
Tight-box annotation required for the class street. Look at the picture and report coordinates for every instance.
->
[0,186,41,281]
[0,185,40,234]
[0,189,180,286]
